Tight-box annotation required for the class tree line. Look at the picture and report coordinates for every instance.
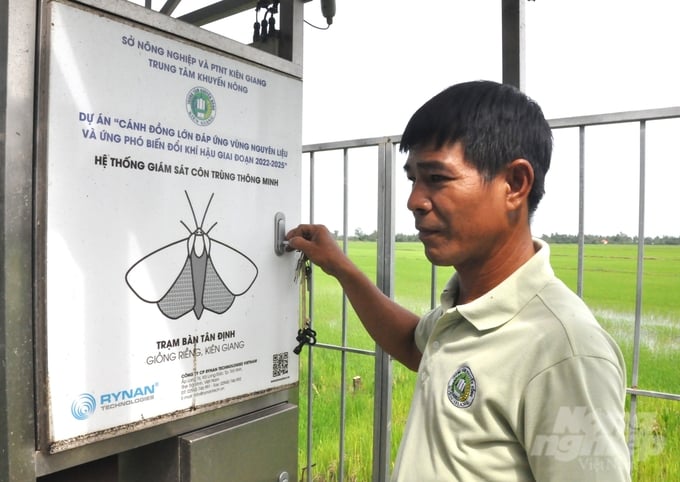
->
[342,229,680,245]
[540,232,680,245]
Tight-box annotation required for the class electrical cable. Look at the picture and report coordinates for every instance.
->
[304,0,335,30]
[303,19,330,30]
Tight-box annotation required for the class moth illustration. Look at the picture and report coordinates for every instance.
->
[125,191,258,319]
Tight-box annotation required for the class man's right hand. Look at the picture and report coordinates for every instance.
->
[285,223,422,371]
[285,224,349,278]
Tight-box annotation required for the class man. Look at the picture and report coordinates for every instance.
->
[286,80,630,481]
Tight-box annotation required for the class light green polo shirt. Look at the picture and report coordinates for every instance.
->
[391,240,630,482]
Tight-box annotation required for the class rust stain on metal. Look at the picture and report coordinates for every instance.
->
[47,382,298,454]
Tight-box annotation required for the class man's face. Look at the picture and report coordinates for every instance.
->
[403,141,510,269]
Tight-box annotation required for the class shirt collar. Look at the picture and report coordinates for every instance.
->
[439,239,554,332]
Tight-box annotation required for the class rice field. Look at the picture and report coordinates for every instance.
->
[297,242,680,481]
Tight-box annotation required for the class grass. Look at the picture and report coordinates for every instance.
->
[297,242,680,481]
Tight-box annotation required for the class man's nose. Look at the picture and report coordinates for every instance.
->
[407,182,431,213]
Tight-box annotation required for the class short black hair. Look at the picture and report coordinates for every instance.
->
[400,80,553,214]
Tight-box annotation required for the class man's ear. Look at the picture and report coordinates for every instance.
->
[505,159,534,211]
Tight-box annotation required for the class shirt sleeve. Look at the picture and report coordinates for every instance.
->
[521,355,631,481]
[413,307,443,353]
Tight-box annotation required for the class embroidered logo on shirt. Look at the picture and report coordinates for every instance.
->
[447,365,477,408]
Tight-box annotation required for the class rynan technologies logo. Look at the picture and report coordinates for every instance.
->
[71,393,97,420]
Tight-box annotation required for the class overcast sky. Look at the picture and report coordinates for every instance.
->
[298,0,680,237]
[163,0,680,237]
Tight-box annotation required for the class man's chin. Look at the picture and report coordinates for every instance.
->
[422,246,450,267]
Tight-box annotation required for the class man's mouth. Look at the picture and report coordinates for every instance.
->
[416,226,439,239]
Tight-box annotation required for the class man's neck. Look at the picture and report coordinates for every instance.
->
[455,230,537,305]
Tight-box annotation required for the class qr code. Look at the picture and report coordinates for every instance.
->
[272,352,289,377]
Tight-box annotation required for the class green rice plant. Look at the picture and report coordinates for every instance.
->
[627,397,680,480]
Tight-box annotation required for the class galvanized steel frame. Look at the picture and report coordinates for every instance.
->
[300,106,680,481]
[1,1,39,481]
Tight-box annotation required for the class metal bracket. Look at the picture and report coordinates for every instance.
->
[274,212,287,256]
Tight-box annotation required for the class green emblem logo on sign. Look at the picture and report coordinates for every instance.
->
[447,365,477,408]
[186,87,216,126]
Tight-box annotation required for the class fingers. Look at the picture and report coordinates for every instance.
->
[285,224,335,257]
[284,224,347,277]
[286,224,325,242]
[285,224,316,252]
[286,224,308,241]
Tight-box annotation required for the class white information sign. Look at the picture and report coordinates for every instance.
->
[44,2,301,451]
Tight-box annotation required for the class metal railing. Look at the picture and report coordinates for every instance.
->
[300,106,680,481]
[548,108,680,470]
